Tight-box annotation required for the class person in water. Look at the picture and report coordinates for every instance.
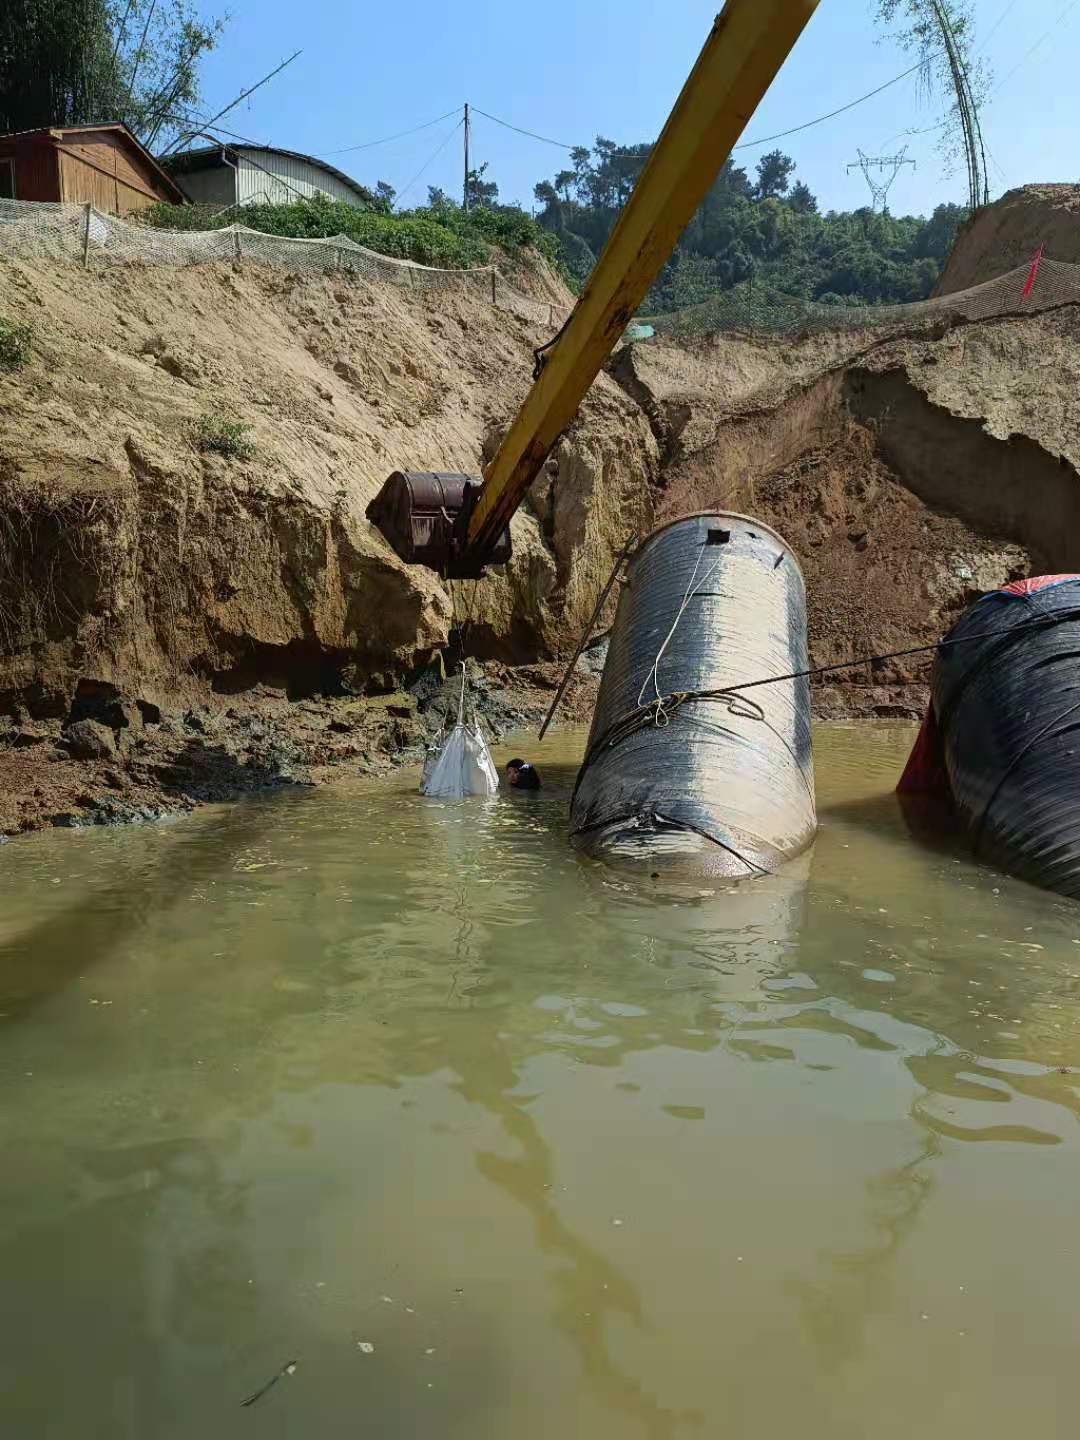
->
[506,758,541,790]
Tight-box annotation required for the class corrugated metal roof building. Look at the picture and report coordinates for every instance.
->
[0,124,184,212]
[163,144,373,209]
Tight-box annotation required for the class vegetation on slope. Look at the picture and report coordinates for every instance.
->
[143,139,967,325]
[0,318,33,370]
[141,191,566,275]
[5,0,982,324]
[532,140,968,313]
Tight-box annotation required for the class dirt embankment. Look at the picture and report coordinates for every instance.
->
[0,254,654,832]
[935,184,1080,293]
[0,255,654,700]
[2,238,1079,836]
[614,304,1080,712]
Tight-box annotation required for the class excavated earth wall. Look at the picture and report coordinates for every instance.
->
[1,245,1077,833]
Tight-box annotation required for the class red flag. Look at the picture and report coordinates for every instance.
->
[1021,244,1044,300]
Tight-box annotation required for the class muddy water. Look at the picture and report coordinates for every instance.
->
[3,724,1080,1440]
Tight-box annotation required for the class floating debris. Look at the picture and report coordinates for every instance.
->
[357,1342,375,1354]
[240,1359,297,1408]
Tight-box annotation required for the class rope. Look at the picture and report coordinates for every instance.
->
[456,661,467,725]
[578,606,1080,779]
[567,806,769,875]
[636,546,723,718]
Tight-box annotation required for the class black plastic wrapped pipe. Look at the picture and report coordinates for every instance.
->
[570,513,816,877]
[932,576,1080,897]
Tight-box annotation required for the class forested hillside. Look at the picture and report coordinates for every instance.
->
[531,139,968,312]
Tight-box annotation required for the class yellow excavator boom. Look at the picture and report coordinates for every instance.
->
[368,0,820,575]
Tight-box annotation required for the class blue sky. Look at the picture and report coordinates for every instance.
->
[188,0,1079,217]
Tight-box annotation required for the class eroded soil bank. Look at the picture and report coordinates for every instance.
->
[2,228,1077,834]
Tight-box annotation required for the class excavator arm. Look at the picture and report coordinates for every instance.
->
[368,0,820,577]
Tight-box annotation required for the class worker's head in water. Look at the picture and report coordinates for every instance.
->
[506,758,541,790]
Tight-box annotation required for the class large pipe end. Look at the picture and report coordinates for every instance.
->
[571,811,759,879]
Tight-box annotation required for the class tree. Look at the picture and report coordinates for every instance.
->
[716,158,754,201]
[426,186,453,211]
[565,146,592,203]
[554,169,576,201]
[913,201,968,260]
[788,181,818,214]
[530,128,955,315]
[0,0,223,147]
[465,162,498,208]
[754,149,796,200]
[373,180,396,214]
[875,0,990,208]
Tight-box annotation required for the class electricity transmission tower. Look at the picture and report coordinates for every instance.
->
[846,146,916,214]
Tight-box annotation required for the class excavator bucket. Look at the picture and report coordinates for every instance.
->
[368,6,819,579]
[366,471,512,579]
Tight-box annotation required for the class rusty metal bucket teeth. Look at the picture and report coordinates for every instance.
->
[366,471,512,579]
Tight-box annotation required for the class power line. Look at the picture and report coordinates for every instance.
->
[985,142,1008,185]
[394,116,465,206]
[981,0,1022,49]
[173,47,943,196]
[472,58,929,167]
[320,107,464,158]
[734,58,928,150]
[472,107,652,160]
[878,117,946,150]
[993,0,1080,94]
[163,107,466,166]
[470,106,581,151]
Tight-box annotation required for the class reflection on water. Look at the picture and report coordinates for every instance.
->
[3,723,1080,1439]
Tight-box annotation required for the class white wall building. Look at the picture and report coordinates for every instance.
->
[164,144,372,209]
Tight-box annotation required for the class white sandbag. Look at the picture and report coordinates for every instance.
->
[419,665,499,798]
[421,721,499,798]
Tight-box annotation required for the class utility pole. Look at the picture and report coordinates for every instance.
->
[463,102,470,211]
[845,146,915,215]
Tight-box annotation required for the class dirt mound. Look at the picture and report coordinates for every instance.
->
[936,185,1080,294]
